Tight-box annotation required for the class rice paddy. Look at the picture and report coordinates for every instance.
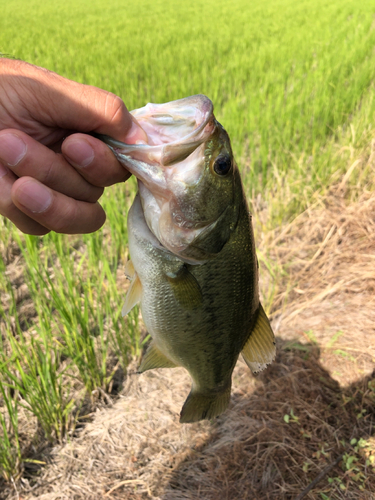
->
[0,0,375,498]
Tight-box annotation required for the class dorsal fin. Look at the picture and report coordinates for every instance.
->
[241,303,276,374]
[121,272,142,317]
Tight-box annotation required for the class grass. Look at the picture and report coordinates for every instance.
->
[2,0,375,190]
[0,0,375,495]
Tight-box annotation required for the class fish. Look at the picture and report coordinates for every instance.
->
[98,95,275,423]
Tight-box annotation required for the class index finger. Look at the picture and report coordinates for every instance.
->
[61,133,132,187]
[2,59,148,143]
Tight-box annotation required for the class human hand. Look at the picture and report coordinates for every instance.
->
[0,58,147,235]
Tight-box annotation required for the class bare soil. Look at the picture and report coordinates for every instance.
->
[2,185,374,500]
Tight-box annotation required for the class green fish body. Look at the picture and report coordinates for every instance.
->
[99,95,275,423]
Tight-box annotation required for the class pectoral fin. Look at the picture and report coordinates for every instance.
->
[241,303,276,374]
[121,272,142,317]
[124,259,135,280]
[166,266,203,309]
[138,342,177,373]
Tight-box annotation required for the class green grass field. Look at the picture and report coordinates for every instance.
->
[0,0,375,495]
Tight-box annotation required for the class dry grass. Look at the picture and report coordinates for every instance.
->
[267,182,375,386]
[2,173,374,499]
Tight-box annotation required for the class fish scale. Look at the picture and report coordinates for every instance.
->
[98,95,276,423]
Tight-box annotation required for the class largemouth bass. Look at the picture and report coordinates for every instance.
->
[99,95,275,423]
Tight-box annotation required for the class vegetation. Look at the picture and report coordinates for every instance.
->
[0,0,374,497]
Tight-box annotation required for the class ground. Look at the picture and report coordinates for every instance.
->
[2,182,374,500]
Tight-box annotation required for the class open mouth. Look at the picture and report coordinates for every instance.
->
[130,94,215,150]
[96,95,215,173]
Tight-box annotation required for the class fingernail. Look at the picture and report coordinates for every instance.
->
[125,119,148,144]
[17,180,52,213]
[0,133,27,166]
[63,139,94,168]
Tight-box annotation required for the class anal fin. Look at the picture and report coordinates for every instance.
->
[122,272,142,317]
[138,342,177,373]
[242,303,276,374]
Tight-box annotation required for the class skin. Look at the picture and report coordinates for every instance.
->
[0,58,147,235]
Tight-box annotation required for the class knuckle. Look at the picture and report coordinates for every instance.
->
[39,156,57,186]
[0,194,18,220]
[0,199,49,235]
[85,186,104,202]
[51,203,78,233]
[47,199,105,234]
[106,94,128,127]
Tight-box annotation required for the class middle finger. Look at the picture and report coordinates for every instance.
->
[0,129,104,203]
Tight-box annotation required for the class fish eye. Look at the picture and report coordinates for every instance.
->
[213,155,232,176]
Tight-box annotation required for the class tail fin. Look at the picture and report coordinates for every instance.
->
[179,386,231,423]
